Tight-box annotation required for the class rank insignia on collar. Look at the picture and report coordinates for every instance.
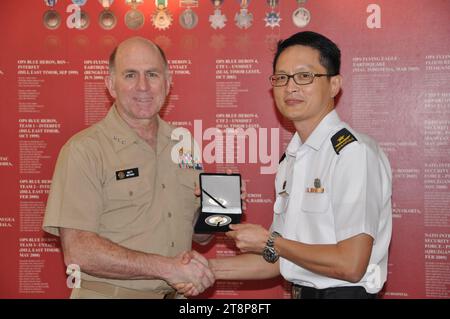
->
[331,128,357,155]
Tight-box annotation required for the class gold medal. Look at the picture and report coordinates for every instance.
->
[152,1,173,31]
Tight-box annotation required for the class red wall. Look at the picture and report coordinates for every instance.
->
[0,0,449,299]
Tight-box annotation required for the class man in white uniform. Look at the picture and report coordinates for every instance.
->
[179,31,392,299]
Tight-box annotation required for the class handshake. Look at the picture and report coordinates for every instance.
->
[166,223,271,297]
[166,250,215,297]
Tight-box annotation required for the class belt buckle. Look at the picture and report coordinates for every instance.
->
[292,285,302,299]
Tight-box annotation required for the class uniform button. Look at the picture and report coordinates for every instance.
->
[129,191,133,196]
[162,183,166,189]
[170,242,174,247]
[168,212,172,218]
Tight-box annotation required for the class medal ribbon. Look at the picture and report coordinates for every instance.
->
[156,0,168,8]
[44,0,57,7]
[267,0,278,8]
[211,0,223,8]
[239,0,249,9]
[180,0,198,8]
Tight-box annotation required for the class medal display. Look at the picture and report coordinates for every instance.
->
[292,0,311,28]
[43,9,61,30]
[125,0,144,30]
[209,0,226,30]
[98,0,116,30]
[179,1,199,30]
[264,0,281,29]
[152,0,173,30]
[43,0,61,30]
[99,10,117,30]
[235,0,253,29]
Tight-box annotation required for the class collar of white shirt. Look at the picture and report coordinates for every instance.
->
[286,110,342,157]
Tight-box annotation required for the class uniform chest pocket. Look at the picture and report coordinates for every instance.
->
[105,177,148,202]
[301,193,330,214]
[176,169,200,220]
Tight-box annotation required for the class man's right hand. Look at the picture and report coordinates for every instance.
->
[166,251,215,296]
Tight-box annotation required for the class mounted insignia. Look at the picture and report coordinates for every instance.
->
[331,128,357,154]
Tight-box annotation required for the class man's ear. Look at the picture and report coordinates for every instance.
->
[105,75,116,98]
[165,74,172,96]
[330,74,342,98]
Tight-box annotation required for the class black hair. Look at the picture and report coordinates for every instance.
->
[273,31,341,75]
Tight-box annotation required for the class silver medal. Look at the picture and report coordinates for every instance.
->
[179,8,198,29]
[292,0,311,28]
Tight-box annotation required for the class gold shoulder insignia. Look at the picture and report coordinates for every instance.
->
[331,128,357,154]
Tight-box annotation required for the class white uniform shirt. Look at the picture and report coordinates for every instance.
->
[271,110,392,294]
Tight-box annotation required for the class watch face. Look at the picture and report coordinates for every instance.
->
[263,246,278,263]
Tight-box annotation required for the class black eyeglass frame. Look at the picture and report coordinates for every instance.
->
[269,71,338,87]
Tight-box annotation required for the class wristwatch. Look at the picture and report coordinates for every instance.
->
[262,231,282,263]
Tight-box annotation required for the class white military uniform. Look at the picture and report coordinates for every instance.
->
[271,110,392,294]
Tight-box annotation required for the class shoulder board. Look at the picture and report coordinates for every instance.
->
[279,152,286,164]
[331,128,357,155]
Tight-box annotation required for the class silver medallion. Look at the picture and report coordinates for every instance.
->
[205,215,232,227]
[179,8,198,30]
[125,8,144,30]
[292,7,311,28]
[43,9,61,30]
[209,8,227,29]
[235,8,253,29]
[99,9,117,30]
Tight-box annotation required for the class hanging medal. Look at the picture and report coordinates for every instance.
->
[71,0,90,30]
[98,0,117,30]
[152,0,173,31]
[125,0,145,30]
[264,0,281,29]
[43,0,61,30]
[209,0,227,30]
[292,0,311,28]
[235,0,253,29]
[179,0,199,30]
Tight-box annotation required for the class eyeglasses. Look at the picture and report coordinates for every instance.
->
[269,71,337,87]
